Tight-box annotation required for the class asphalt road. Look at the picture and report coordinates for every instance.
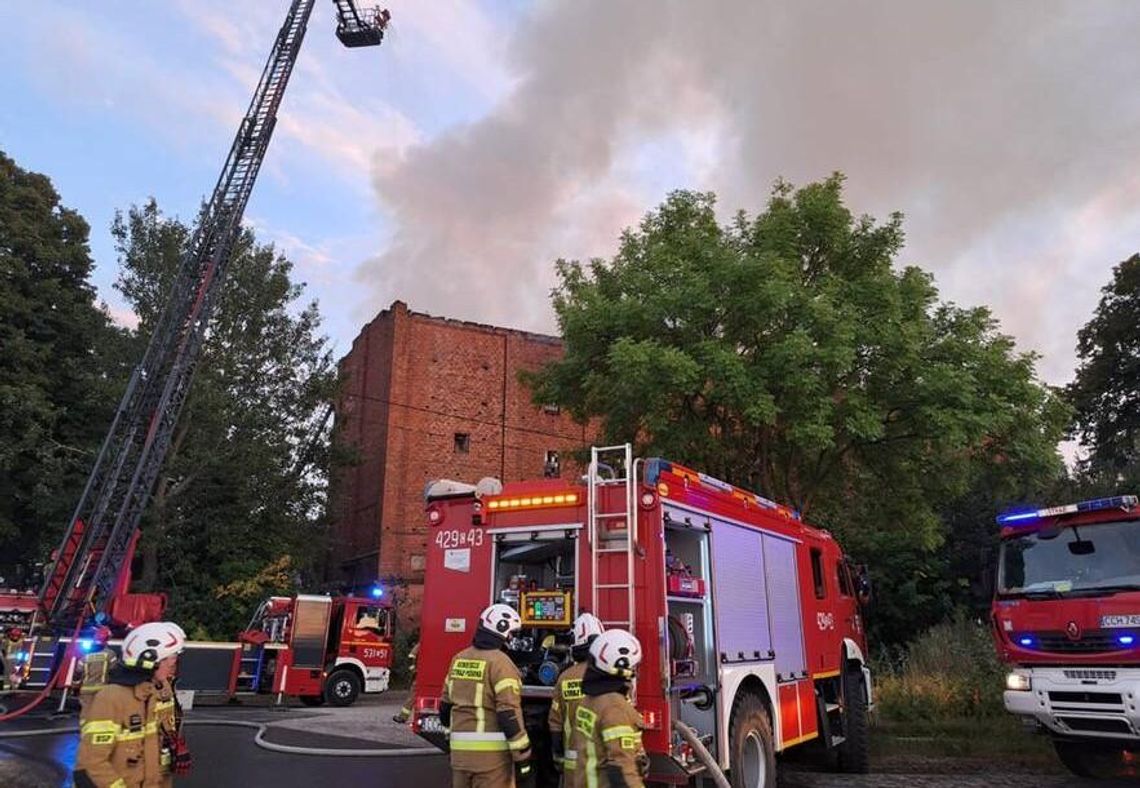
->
[0,722,451,788]
[1,702,1134,788]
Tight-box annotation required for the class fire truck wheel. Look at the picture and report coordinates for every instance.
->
[324,669,362,707]
[836,667,870,773]
[299,695,325,707]
[727,692,776,788]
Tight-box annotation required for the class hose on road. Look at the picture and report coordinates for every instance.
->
[0,718,441,758]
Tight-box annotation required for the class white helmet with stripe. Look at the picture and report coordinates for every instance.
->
[572,612,604,647]
[479,603,522,639]
[121,621,187,670]
[589,629,642,679]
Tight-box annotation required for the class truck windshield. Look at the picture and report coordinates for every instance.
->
[999,519,1140,596]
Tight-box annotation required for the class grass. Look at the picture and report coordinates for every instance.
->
[866,612,1060,771]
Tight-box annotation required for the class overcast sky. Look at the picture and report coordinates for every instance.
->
[2,1,1138,388]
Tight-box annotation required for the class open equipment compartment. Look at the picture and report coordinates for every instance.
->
[662,506,719,757]
[490,526,580,692]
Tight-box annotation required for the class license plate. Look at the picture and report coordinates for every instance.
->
[1101,614,1140,628]
[418,714,444,733]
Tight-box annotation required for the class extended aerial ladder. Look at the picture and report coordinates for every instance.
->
[36,1,389,637]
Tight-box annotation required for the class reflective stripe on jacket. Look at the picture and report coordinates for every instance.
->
[441,645,529,772]
[568,691,648,788]
[548,660,587,770]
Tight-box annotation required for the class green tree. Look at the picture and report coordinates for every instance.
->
[529,177,1067,644]
[0,151,128,582]
[1069,254,1140,475]
[111,200,337,637]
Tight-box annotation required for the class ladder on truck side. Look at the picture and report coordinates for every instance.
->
[589,444,639,632]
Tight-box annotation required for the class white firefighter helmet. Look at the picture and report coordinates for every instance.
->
[589,629,642,679]
[572,612,605,647]
[121,621,187,670]
[479,603,522,638]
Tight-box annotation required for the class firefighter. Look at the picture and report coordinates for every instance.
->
[74,621,193,788]
[392,638,419,724]
[568,629,648,788]
[441,603,535,788]
[2,628,24,690]
[549,613,604,778]
[78,625,116,717]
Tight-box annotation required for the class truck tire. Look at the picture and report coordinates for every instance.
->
[836,667,870,774]
[324,669,362,707]
[1053,739,1099,778]
[728,692,776,788]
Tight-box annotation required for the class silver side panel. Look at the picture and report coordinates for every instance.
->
[763,534,806,680]
[710,518,772,661]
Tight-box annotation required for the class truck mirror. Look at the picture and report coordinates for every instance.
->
[855,566,872,606]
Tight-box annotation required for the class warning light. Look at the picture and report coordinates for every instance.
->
[486,492,580,511]
[370,586,384,598]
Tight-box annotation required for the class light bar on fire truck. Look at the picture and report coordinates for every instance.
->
[996,495,1139,525]
[485,492,580,511]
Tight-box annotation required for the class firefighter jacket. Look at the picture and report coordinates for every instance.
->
[547,659,587,772]
[568,670,648,788]
[74,668,180,788]
[440,629,531,773]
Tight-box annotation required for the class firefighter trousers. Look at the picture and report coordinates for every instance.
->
[451,760,515,788]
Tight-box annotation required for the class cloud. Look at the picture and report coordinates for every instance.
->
[357,0,1140,384]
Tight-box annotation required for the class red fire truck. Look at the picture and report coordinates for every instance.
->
[10,589,393,708]
[411,445,873,787]
[993,494,1140,776]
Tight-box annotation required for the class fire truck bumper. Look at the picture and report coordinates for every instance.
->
[1004,666,1140,742]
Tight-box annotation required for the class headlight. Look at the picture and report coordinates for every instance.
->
[1005,672,1032,692]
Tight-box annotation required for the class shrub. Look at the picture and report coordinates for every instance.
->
[872,610,1006,721]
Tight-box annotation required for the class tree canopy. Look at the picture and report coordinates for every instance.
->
[1069,254,1140,475]
[529,177,1068,643]
[111,200,337,637]
[0,151,129,584]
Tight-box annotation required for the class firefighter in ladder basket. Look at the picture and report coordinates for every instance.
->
[74,621,192,788]
[568,629,648,788]
[441,604,536,788]
[549,613,604,778]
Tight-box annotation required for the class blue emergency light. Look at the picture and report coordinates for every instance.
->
[1018,636,1035,648]
[370,586,384,598]
[996,495,1139,526]
[15,650,28,662]
[1120,635,1135,646]
[79,639,94,652]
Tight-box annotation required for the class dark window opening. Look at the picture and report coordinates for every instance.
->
[837,561,853,596]
[811,548,826,599]
[544,450,561,478]
[454,432,470,453]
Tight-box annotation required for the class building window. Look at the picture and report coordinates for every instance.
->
[454,432,470,453]
[542,403,561,415]
[544,450,561,478]
[810,548,826,599]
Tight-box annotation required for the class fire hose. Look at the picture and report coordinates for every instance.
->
[0,718,440,758]
[673,720,731,788]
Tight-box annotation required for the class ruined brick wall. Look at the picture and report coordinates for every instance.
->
[330,301,593,626]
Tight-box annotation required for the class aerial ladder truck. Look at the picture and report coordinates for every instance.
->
[1,0,389,715]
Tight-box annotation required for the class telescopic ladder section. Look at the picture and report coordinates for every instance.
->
[38,0,387,634]
[589,444,638,631]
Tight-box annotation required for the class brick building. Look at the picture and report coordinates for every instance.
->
[329,301,593,623]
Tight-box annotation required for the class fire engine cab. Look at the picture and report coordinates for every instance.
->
[412,445,873,787]
[993,494,1140,776]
